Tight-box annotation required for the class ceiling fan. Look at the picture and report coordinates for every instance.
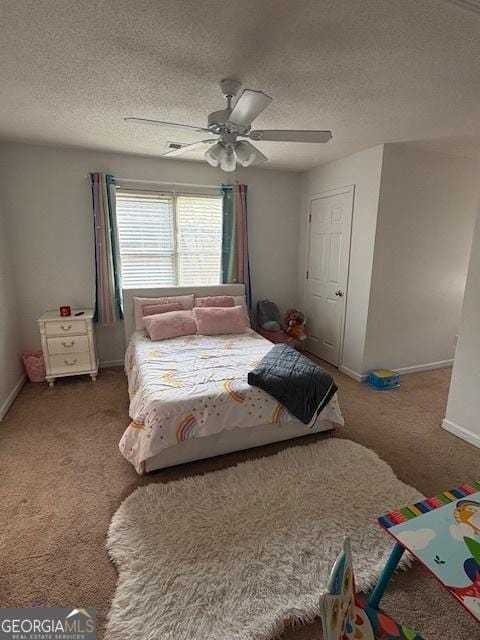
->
[125,79,332,172]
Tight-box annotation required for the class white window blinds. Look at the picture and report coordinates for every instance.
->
[176,194,223,285]
[115,188,223,288]
[116,190,176,287]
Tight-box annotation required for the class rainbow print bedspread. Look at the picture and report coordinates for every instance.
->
[379,482,480,623]
[120,330,343,473]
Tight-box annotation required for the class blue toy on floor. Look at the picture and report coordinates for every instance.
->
[368,369,400,390]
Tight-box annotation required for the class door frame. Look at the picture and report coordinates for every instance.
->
[303,184,355,368]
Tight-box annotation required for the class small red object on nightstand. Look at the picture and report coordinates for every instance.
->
[59,305,71,317]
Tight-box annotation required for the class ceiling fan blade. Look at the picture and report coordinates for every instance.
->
[161,139,217,157]
[251,146,268,163]
[124,117,213,134]
[248,129,333,143]
[228,89,272,127]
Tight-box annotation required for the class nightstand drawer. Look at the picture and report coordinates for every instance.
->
[49,352,92,375]
[47,335,90,355]
[45,319,87,337]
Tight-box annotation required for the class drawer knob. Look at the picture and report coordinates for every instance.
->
[60,324,72,331]
[61,340,75,348]
[64,358,77,366]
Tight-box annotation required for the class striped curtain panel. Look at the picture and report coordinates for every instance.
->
[90,173,123,324]
[221,183,252,308]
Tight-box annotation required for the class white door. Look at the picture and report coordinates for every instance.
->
[304,187,353,366]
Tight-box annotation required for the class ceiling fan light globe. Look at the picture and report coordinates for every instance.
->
[235,141,256,167]
[220,148,236,172]
[237,157,254,168]
[235,141,257,167]
[205,141,223,167]
[205,152,219,167]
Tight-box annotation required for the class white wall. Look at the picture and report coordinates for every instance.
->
[363,145,480,373]
[443,206,480,448]
[298,145,384,377]
[0,198,23,418]
[0,142,301,363]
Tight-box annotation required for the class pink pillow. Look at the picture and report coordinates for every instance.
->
[142,302,182,317]
[195,296,235,308]
[144,310,196,341]
[134,294,194,330]
[192,305,249,336]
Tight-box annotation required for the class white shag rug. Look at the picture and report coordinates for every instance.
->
[106,438,422,640]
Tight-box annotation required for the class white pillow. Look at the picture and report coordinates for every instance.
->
[133,294,194,331]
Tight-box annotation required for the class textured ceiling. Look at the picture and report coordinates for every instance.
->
[0,0,480,171]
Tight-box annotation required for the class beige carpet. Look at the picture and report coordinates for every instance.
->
[0,363,479,639]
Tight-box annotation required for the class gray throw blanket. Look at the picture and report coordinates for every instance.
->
[247,344,337,424]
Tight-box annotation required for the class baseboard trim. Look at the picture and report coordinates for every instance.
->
[394,359,454,375]
[442,418,480,449]
[339,366,368,383]
[0,375,26,421]
[339,359,453,382]
[99,359,124,368]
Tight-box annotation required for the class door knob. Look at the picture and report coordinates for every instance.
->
[335,290,344,297]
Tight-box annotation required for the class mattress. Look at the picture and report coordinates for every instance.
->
[121,330,344,473]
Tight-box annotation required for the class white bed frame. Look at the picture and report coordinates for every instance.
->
[122,285,336,472]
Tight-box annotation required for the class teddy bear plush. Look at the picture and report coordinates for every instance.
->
[283,308,307,341]
[286,322,308,342]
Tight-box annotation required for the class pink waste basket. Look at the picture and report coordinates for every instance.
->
[22,350,46,382]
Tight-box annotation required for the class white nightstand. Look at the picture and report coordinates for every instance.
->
[37,309,99,387]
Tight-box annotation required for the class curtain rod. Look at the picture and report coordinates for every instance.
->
[118,178,221,189]
[87,175,237,189]
[88,176,220,189]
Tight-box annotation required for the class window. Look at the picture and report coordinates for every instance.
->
[115,188,223,288]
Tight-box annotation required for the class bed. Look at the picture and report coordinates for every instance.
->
[121,285,344,473]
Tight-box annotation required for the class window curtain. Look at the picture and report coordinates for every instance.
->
[90,172,123,324]
[221,183,252,308]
